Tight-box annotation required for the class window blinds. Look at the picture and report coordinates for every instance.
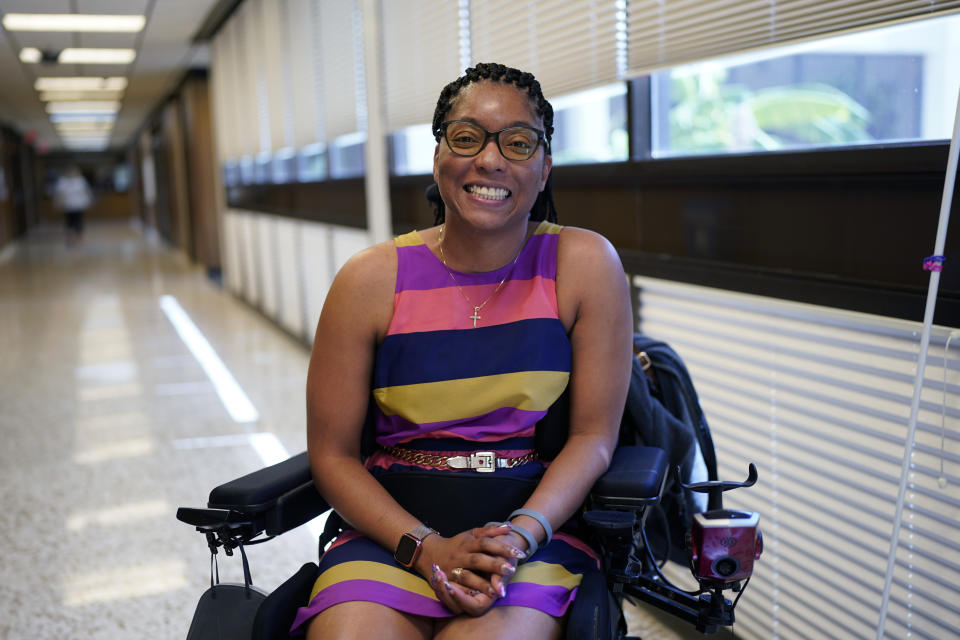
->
[283,0,325,148]
[382,0,463,130]
[318,0,365,138]
[632,275,960,639]
[626,0,960,75]
[469,0,624,97]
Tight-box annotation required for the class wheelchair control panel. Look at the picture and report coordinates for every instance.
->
[585,461,762,635]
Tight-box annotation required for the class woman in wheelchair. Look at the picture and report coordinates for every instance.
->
[293,62,634,639]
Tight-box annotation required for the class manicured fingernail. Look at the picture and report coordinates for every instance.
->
[502,563,516,575]
[511,547,527,559]
[432,563,440,575]
[444,581,454,593]
[499,522,512,528]
[499,583,507,598]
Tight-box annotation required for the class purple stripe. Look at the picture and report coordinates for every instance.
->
[396,233,557,292]
[290,580,453,634]
[375,406,545,446]
[498,583,579,617]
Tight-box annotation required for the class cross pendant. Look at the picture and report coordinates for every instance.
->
[469,307,482,328]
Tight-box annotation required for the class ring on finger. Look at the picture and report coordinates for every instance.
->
[450,567,464,582]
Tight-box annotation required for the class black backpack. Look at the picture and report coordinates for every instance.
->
[534,333,717,564]
[623,334,718,564]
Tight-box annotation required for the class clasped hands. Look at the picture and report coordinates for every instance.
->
[417,523,528,616]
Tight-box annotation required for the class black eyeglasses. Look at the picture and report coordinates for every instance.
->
[440,120,546,161]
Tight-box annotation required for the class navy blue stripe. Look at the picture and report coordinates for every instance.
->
[374,318,570,389]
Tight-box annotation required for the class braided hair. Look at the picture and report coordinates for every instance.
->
[426,62,558,225]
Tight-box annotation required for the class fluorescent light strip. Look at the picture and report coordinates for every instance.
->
[56,124,113,133]
[50,112,116,123]
[19,47,41,63]
[2,13,145,33]
[46,101,120,114]
[59,48,136,64]
[40,90,124,102]
[158,295,259,423]
[35,77,128,91]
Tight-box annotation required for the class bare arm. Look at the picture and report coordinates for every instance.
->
[502,227,634,549]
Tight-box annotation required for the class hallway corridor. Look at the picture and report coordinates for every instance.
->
[0,222,320,638]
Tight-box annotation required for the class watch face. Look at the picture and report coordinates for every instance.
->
[394,533,421,568]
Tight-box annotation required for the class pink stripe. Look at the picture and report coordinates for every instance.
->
[388,274,557,335]
[374,407,543,446]
[554,532,602,568]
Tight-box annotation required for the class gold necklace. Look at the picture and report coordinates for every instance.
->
[437,224,526,328]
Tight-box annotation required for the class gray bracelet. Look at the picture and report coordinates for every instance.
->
[508,521,539,560]
[509,508,553,547]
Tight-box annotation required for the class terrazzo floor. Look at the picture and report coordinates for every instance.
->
[0,220,723,639]
[0,222,318,639]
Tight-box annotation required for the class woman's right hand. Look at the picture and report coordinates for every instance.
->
[417,523,526,616]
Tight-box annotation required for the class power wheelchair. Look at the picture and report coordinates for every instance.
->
[177,337,762,639]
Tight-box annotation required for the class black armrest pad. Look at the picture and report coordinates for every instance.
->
[591,446,668,507]
[208,451,313,512]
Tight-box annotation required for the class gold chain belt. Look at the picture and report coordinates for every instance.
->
[381,446,538,473]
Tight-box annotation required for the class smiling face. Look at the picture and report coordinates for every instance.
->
[433,80,552,233]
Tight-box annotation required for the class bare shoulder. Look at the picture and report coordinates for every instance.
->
[317,238,397,342]
[555,226,629,329]
[556,225,620,266]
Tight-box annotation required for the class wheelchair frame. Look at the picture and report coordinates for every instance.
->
[178,445,748,639]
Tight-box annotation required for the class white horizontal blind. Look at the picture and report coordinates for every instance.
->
[469,0,623,97]
[284,0,324,147]
[318,0,365,137]
[257,0,291,151]
[632,275,960,639]
[626,0,960,75]
[382,0,463,130]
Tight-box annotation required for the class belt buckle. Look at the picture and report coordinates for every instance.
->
[471,451,495,473]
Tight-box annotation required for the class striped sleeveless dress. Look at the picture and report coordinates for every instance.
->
[290,221,599,633]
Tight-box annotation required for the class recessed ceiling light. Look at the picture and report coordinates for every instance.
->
[19,47,42,63]
[35,77,128,91]
[2,13,145,33]
[58,48,136,65]
[39,90,124,102]
[46,101,121,114]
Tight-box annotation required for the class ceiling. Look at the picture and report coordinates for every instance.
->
[0,0,226,153]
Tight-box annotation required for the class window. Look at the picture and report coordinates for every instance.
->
[551,83,629,166]
[329,132,366,179]
[651,14,960,158]
[391,123,435,177]
[296,143,327,183]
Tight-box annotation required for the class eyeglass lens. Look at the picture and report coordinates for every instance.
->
[444,121,540,160]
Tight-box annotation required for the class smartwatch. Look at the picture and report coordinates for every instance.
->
[394,525,437,569]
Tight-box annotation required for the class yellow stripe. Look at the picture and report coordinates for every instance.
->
[373,370,570,423]
[394,230,424,247]
[512,560,581,589]
[533,221,562,235]
[309,560,438,602]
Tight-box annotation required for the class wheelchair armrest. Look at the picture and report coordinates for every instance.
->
[590,446,668,509]
[196,451,330,537]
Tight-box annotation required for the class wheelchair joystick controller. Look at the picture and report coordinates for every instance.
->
[680,464,763,588]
